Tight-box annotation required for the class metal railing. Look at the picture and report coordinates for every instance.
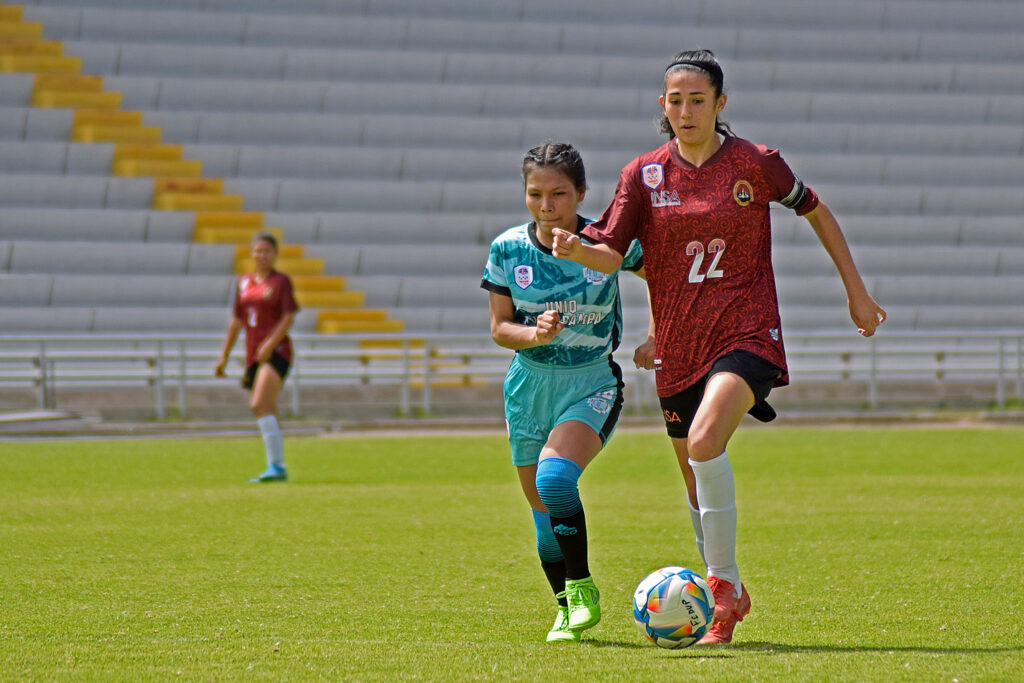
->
[1,330,1023,418]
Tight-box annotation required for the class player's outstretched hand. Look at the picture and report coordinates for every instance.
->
[551,228,580,261]
[850,292,887,337]
[633,337,656,370]
[534,310,564,345]
[214,359,227,377]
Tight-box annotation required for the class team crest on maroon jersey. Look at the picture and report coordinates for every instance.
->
[641,163,664,190]
[733,179,753,206]
[513,264,534,289]
[262,286,274,299]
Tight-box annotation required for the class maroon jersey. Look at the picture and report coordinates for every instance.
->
[233,270,300,366]
[582,136,818,397]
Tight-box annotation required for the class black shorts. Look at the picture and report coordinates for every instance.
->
[659,349,783,439]
[241,352,291,391]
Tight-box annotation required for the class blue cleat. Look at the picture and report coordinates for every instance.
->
[250,464,287,483]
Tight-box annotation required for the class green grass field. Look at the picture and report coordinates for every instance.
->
[2,427,1022,681]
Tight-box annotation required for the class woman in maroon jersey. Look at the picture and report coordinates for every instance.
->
[552,49,885,645]
[215,232,300,483]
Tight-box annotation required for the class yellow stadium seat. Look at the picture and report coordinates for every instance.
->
[290,275,347,291]
[154,178,222,194]
[0,54,80,73]
[0,21,42,40]
[234,243,303,260]
[112,144,183,163]
[234,257,323,276]
[34,90,121,108]
[0,6,24,21]
[0,40,63,56]
[193,211,264,229]
[153,192,244,212]
[192,226,282,244]
[113,158,202,178]
[317,317,405,334]
[72,124,160,144]
[33,73,103,91]
[357,338,424,349]
[74,109,144,127]
[294,291,366,308]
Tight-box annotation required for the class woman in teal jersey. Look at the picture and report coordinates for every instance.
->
[480,142,645,642]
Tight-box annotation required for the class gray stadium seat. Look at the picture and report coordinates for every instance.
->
[0,274,52,306]
[49,274,234,306]
[8,241,192,274]
[353,245,489,277]
[0,74,34,107]
[0,306,95,333]
[872,277,1024,307]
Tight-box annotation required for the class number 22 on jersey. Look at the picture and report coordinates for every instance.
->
[686,239,726,283]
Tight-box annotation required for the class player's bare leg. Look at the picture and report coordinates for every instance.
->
[250,364,287,483]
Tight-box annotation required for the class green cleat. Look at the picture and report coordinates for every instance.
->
[546,606,581,643]
[561,576,601,632]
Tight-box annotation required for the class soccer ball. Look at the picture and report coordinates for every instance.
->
[632,566,715,649]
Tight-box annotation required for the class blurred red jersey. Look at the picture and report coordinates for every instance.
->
[233,270,299,366]
[582,136,818,397]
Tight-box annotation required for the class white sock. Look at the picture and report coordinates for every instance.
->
[256,415,284,468]
[689,452,741,593]
[687,498,707,570]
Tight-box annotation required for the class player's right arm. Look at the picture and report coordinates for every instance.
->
[489,292,564,349]
[215,316,243,376]
[550,228,624,273]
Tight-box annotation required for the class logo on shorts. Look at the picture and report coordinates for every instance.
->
[663,410,682,423]
[641,162,664,190]
[733,179,753,207]
[513,264,534,289]
[587,397,611,414]
[553,524,578,536]
[769,327,779,341]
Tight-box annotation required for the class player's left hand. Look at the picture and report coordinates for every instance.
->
[633,337,656,370]
[850,293,886,337]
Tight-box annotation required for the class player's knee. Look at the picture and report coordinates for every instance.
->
[250,399,273,416]
[535,457,583,518]
[686,425,724,462]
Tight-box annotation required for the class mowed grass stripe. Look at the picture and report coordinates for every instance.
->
[2,429,1022,681]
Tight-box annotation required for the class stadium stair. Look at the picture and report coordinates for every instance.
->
[0,0,403,336]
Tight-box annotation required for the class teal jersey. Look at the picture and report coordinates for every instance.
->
[481,216,644,366]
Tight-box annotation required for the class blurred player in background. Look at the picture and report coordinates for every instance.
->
[553,49,886,644]
[481,142,646,643]
[215,232,300,483]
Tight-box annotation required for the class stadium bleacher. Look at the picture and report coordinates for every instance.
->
[1,0,1023,335]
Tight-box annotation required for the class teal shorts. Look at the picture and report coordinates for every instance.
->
[503,354,625,467]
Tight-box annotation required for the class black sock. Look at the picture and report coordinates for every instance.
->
[549,509,589,580]
[540,560,568,606]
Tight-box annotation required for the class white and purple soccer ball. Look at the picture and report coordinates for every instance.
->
[633,566,715,649]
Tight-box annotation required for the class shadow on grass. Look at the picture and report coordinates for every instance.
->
[582,639,733,658]
[580,639,1024,657]
[732,641,1024,656]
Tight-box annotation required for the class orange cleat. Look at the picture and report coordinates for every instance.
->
[697,577,751,645]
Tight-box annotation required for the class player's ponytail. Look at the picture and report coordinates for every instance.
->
[657,49,734,139]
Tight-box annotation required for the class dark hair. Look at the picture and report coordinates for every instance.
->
[657,49,734,139]
[251,232,279,251]
[521,141,587,192]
